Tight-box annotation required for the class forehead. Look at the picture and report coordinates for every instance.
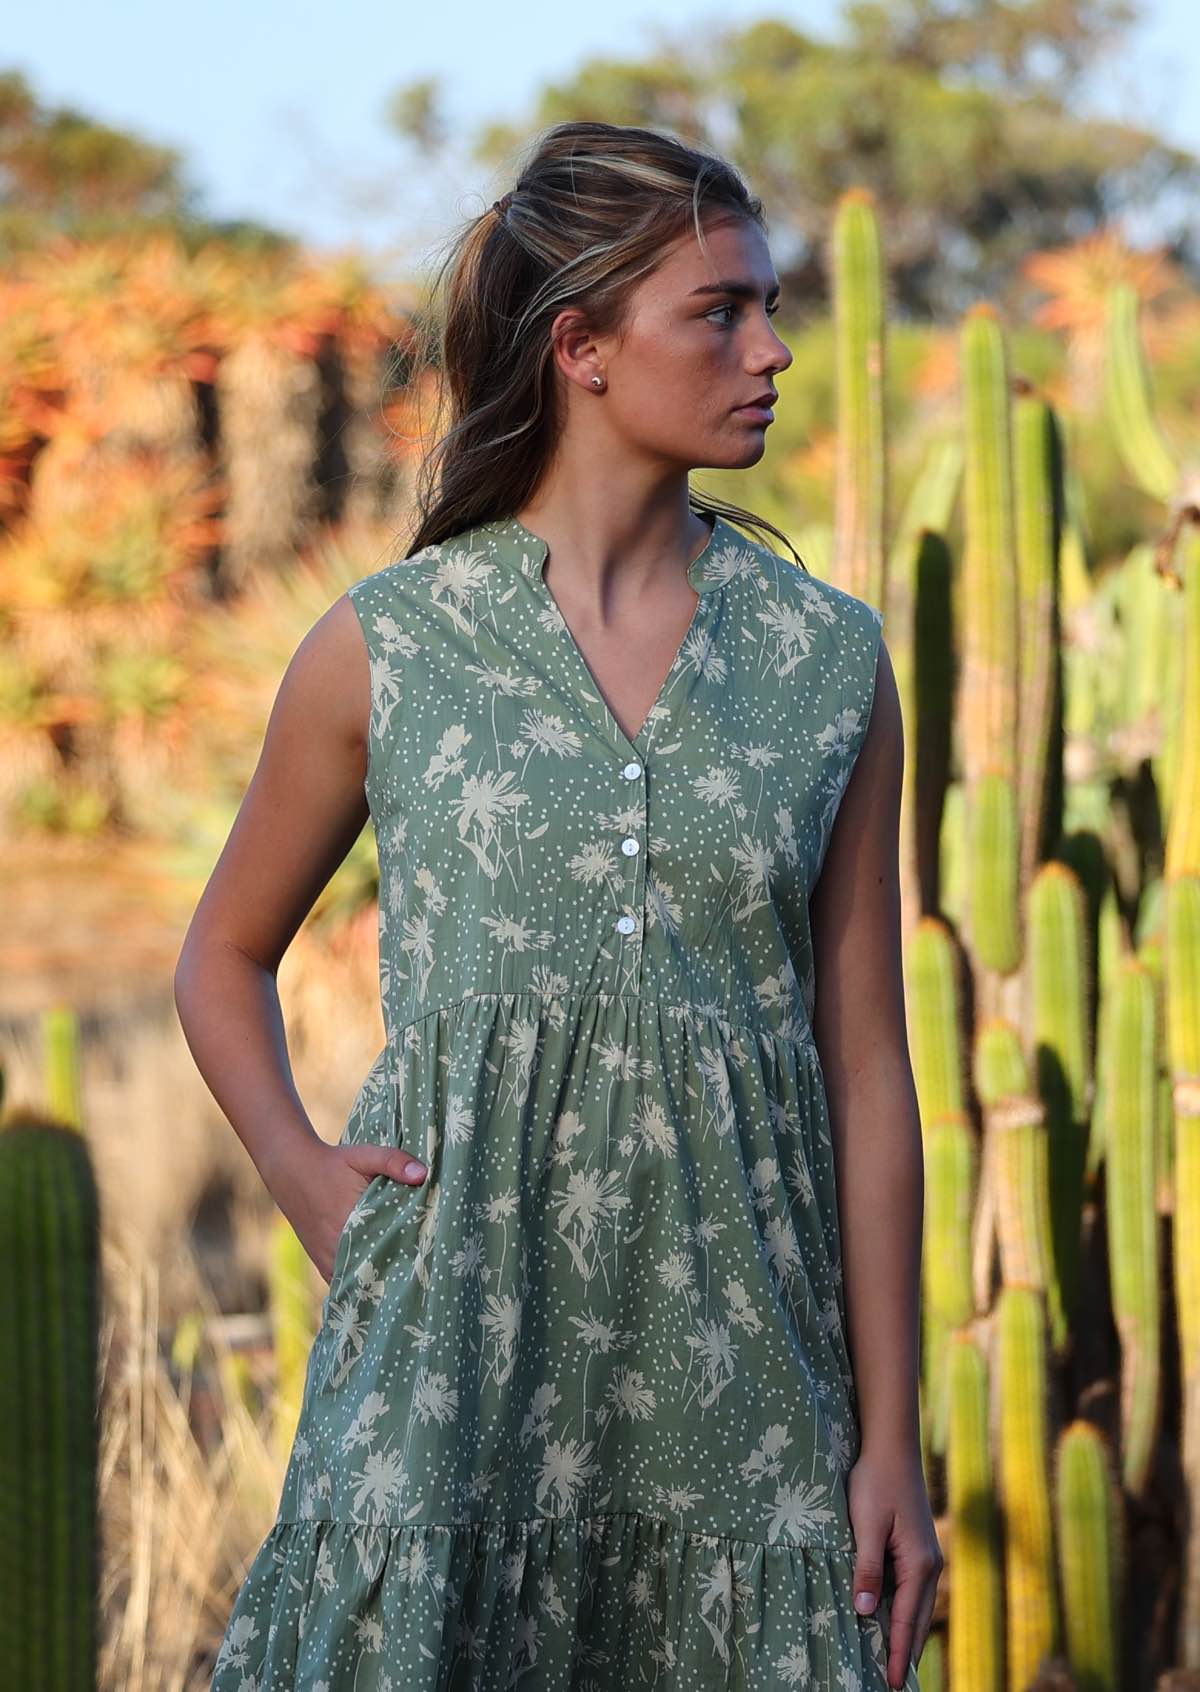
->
[647,215,778,296]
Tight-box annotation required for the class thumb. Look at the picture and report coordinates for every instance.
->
[346,1143,427,1184]
[852,1535,885,1617]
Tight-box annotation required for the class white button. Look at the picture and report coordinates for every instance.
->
[622,761,642,780]
[620,836,639,856]
[615,914,636,934]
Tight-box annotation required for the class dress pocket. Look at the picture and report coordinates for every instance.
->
[327,1172,388,1290]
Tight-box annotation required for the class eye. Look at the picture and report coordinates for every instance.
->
[707,302,781,325]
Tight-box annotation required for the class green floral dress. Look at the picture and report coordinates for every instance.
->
[211,512,920,1691]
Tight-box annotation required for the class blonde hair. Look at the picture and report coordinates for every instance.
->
[395,119,804,569]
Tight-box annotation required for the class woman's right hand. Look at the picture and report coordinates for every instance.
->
[266,1137,428,1284]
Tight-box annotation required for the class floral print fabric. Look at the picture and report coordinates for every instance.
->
[211,512,918,1689]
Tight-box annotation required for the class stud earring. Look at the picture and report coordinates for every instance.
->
[591,376,605,390]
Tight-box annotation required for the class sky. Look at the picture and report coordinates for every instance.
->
[6,0,1197,278]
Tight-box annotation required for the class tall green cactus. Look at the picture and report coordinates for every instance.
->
[1013,390,1062,882]
[1087,875,1127,1181]
[831,187,888,609]
[0,1113,101,1692]
[1168,872,1200,1661]
[887,437,961,920]
[909,916,975,1458]
[1055,1419,1123,1692]
[1165,532,1200,884]
[975,1020,1054,1303]
[43,1004,83,1132]
[939,780,968,933]
[1028,862,1092,1350]
[1104,958,1162,1497]
[915,1627,944,1692]
[947,1332,1003,1692]
[996,1284,1059,1689]
[1103,280,1179,506]
[960,305,1022,978]
[268,1215,319,1459]
[908,917,967,1126]
[924,1113,977,1456]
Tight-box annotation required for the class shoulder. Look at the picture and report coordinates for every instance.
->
[736,524,884,647]
[345,541,444,613]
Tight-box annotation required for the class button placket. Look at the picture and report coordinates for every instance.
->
[614,756,647,950]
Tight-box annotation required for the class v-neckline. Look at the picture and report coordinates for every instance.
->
[507,512,725,760]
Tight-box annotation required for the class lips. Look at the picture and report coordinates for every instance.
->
[735,395,776,412]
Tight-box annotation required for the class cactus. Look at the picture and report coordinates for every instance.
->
[915,1626,945,1692]
[996,1284,1059,1689]
[1102,280,1178,506]
[1028,862,1092,1348]
[1013,390,1063,881]
[1157,532,1192,832]
[268,1214,319,1459]
[1055,1420,1123,1692]
[1165,532,1200,883]
[1104,958,1162,1497]
[0,1113,101,1692]
[939,779,968,932]
[1168,872,1200,1660]
[810,186,1200,1688]
[888,441,961,921]
[908,917,968,1125]
[960,305,1022,979]
[831,187,888,609]
[1087,874,1127,1180]
[976,1020,1055,1304]
[947,1332,1003,1692]
[923,1113,977,1455]
[43,1005,83,1132]
[910,915,978,1456]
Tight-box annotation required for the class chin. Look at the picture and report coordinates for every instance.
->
[687,429,766,465]
[723,430,771,466]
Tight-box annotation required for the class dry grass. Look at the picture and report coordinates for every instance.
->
[97,1230,288,1691]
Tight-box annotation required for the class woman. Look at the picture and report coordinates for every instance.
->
[184,120,941,1690]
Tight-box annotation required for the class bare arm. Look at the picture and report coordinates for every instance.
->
[809,638,923,1460]
[173,593,426,1280]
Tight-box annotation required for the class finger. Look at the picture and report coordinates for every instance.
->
[395,1150,428,1183]
[350,1143,428,1184]
[884,1569,922,1687]
[910,1572,940,1667]
[852,1541,884,1618]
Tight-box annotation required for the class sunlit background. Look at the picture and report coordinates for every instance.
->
[1,3,1198,1687]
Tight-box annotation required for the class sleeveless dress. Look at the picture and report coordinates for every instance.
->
[211,512,921,1691]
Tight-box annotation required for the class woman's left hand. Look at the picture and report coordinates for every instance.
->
[846,1445,943,1689]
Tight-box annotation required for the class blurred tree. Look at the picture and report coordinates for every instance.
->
[385,0,1198,320]
[845,0,1138,97]
[0,69,296,258]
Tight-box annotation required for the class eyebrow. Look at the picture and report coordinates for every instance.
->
[688,279,781,303]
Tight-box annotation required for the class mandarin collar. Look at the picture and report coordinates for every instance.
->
[479,512,732,596]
